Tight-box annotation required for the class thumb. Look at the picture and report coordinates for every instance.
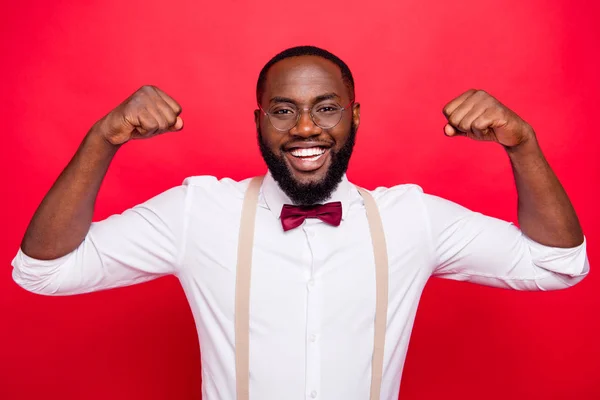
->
[172,116,184,131]
[444,123,465,137]
[489,118,508,135]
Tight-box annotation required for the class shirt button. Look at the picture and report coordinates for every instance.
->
[310,390,318,398]
[309,334,317,342]
[307,279,315,289]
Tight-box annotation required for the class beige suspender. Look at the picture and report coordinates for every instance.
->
[235,176,389,400]
[235,176,263,400]
[357,187,389,400]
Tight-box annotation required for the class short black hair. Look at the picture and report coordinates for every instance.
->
[256,45,355,105]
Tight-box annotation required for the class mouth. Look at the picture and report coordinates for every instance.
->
[284,145,331,173]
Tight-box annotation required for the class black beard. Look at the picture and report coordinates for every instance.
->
[258,124,357,205]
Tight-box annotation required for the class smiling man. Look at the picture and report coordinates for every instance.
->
[12,46,589,399]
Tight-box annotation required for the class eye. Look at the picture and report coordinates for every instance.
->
[315,104,341,113]
[269,104,297,117]
[272,108,295,115]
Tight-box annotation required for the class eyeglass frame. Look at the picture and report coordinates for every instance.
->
[258,100,355,132]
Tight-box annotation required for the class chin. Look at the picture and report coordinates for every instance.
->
[286,163,330,186]
[290,171,327,186]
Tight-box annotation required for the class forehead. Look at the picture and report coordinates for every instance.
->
[262,56,348,103]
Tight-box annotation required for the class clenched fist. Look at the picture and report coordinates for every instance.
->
[442,89,534,148]
[96,85,183,146]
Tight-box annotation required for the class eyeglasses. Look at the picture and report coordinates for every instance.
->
[259,101,353,131]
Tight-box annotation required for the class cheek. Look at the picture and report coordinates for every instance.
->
[330,126,352,148]
[259,128,284,150]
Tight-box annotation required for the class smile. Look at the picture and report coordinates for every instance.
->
[289,147,327,161]
[284,146,331,172]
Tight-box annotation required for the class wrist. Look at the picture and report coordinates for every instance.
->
[87,120,123,153]
[504,126,540,157]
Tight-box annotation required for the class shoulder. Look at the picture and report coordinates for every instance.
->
[182,175,255,203]
[362,183,425,208]
[363,183,470,218]
[347,182,429,221]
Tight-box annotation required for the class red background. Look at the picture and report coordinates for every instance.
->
[1,0,598,399]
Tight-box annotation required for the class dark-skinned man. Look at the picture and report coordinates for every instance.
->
[12,46,588,400]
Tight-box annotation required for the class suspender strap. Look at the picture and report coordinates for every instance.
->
[235,176,264,400]
[357,187,389,400]
[235,177,388,400]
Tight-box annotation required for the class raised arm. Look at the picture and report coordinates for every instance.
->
[21,85,183,260]
[428,89,588,290]
[14,86,185,295]
[442,89,583,248]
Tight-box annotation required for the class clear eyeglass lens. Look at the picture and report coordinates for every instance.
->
[268,103,344,130]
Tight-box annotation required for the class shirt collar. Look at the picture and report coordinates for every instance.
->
[261,171,352,222]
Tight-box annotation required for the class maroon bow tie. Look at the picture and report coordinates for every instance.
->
[280,202,343,232]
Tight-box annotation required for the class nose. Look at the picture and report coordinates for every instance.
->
[290,108,321,137]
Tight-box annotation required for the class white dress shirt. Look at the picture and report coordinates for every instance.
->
[12,172,589,400]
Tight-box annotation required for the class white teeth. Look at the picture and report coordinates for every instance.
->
[290,147,326,157]
[301,155,321,161]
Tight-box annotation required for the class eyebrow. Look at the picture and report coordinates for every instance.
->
[269,92,341,105]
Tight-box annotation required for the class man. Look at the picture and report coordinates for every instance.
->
[12,46,589,399]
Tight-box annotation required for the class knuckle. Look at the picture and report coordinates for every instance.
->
[130,89,152,106]
[126,94,142,107]
[472,119,486,129]
[449,115,461,126]
[478,90,492,101]
[146,119,159,130]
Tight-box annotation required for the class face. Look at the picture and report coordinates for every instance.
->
[255,56,360,204]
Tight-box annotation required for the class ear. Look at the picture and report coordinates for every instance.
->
[352,103,361,129]
[254,109,261,130]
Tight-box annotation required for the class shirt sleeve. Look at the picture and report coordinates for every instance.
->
[11,184,189,296]
[423,193,589,290]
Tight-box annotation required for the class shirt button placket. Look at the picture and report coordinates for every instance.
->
[304,222,321,400]
[305,273,321,399]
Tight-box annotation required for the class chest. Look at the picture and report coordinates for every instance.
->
[180,202,432,330]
